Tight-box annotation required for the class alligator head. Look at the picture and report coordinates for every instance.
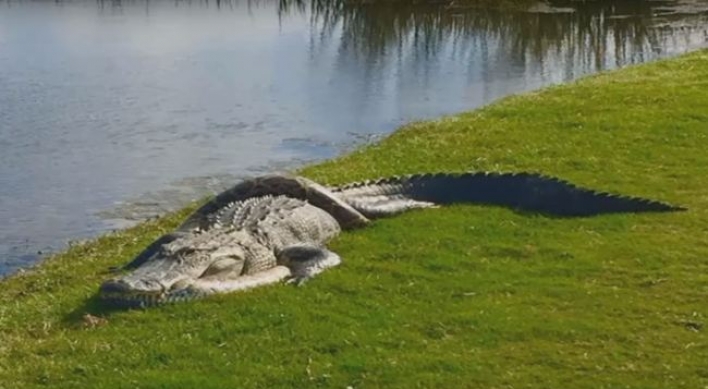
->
[100,229,255,307]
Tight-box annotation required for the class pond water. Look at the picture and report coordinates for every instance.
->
[0,0,707,275]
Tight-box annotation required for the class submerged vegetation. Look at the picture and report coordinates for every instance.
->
[1,47,707,388]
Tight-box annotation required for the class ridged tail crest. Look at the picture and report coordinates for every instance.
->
[332,172,686,217]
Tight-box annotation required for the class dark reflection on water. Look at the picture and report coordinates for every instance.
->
[0,0,706,275]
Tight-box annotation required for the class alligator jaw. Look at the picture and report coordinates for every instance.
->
[99,279,169,308]
[99,278,209,308]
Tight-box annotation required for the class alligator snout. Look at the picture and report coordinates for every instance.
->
[99,279,134,295]
[99,275,203,307]
[100,277,169,294]
[99,278,170,307]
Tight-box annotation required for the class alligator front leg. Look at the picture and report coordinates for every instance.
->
[168,266,293,302]
[276,244,342,286]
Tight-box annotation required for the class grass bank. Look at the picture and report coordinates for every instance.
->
[1,50,707,388]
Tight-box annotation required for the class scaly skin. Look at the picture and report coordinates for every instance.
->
[101,195,346,307]
[100,172,684,307]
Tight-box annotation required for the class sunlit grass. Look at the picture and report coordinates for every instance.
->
[1,50,706,388]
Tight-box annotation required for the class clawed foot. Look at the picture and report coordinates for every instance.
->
[284,275,311,287]
[277,244,342,287]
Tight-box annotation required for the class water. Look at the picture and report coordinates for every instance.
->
[0,0,706,275]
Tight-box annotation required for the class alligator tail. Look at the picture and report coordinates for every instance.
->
[332,172,686,217]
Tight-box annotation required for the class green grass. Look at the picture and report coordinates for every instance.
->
[2,50,707,388]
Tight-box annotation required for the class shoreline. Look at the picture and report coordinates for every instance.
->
[2,0,707,281]
[1,49,706,388]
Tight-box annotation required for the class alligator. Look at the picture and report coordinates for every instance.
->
[99,172,685,307]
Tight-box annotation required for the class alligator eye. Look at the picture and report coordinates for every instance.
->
[161,245,194,257]
[177,247,196,256]
[166,247,196,262]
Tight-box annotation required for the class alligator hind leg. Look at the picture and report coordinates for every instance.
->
[277,244,342,286]
[345,195,438,218]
